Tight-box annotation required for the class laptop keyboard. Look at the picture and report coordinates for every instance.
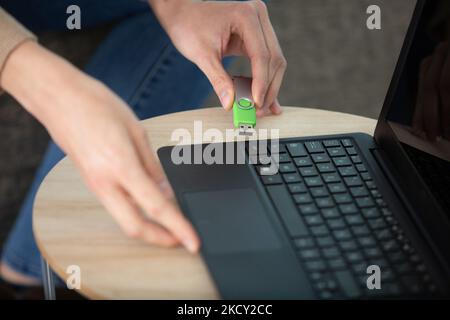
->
[248,137,438,299]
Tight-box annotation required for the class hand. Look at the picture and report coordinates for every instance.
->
[151,0,287,117]
[413,41,450,140]
[1,41,200,252]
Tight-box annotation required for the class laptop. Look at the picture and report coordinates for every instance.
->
[158,0,450,299]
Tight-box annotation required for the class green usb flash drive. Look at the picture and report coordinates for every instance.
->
[232,76,256,136]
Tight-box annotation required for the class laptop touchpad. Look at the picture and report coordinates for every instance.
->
[184,188,282,254]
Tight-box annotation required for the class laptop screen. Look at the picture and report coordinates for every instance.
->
[379,0,450,216]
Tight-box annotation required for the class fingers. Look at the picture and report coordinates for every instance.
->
[121,159,200,253]
[252,0,287,112]
[131,126,174,198]
[237,2,270,108]
[98,183,179,247]
[237,1,286,111]
[195,54,234,110]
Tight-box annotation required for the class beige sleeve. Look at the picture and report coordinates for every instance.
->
[0,7,37,94]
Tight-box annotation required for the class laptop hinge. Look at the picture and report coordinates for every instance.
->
[371,148,450,280]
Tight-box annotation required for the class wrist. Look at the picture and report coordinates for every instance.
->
[148,0,197,35]
[1,41,89,125]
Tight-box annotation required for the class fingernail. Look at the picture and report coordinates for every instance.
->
[220,90,233,110]
[184,238,198,253]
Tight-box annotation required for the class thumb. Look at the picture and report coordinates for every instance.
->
[197,55,234,110]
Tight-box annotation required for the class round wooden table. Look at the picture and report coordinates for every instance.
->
[33,107,376,299]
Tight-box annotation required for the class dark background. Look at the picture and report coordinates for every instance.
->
[0,0,415,246]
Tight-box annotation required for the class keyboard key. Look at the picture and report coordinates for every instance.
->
[294,237,315,249]
[338,166,358,177]
[328,258,347,270]
[351,155,362,164]
[287,143,307,157]
[352,225,371,236]
[304,260,327,272]
[323,173,341,183]
[327,147,346,157]
[283,173,302,184]
[376,229,394,241]
[311,153,330,163]
[316,197,335,208]
[294,157,312,167]
[327,218,346,230]
[358,236,377,248]
[376,198,388,207]
[335,271,361,298]
[298,204,319,215]
[328,183,346,193]
[316,236,335,247]
[293,193,313,204]
[365,247,382,259]
[344,176,363,187]
[361,172,372,181]
[387,251,407,263]
[322,246,340,258]
[310,187,329,198]
[299,249,321,260]
[345,214,365,225]
[381,240,400,252]
[333,229,352,241]
[305,177,323,187]
[269,143,286,154]
[258,166,278,176]
[322,208,340,219]
[317,163,335,173]
[356,197,375,208]
[279,163,296,173]
[369,218,387,230]
[350,186,369,197]
[310,225,330,237]
[370,189,382,198]
[305,215,324,226]
[323,140,341,147]
[356,164,367,172]
[275,153,291,163]
[333,193,352,204]
[333,157,352,167]
[305,141,325,153]
[352,262,368,274]
[346,251,364,262]
[341,139,353,147]
[299,167,318,177]
[346,147,357,156]
[366,180,377,189]
[288,183,307,194]
[267,185,309,237]
[339,204,358,215]
[261,174,283,185]
[362,207,380,219]
[340,240,358,251]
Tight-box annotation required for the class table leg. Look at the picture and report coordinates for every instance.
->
[41,256,56,300]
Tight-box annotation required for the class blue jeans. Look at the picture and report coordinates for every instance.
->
[0,0,227,281]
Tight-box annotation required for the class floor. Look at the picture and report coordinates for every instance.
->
[0,1,415,246]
